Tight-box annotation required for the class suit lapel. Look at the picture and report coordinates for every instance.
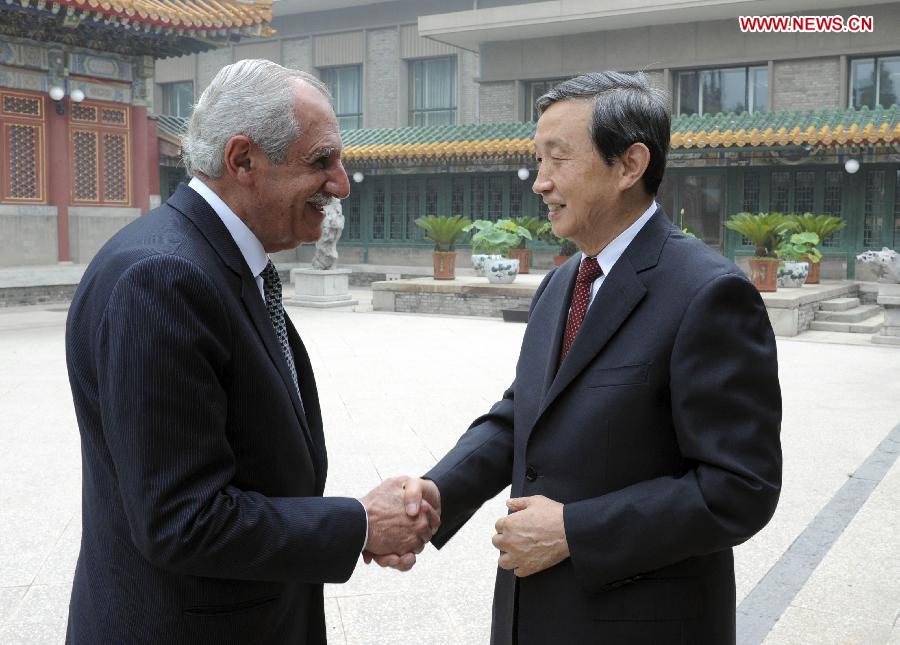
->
[534,208,673,423]
[167,184,319,461]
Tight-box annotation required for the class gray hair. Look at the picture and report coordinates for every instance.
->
[181,59,331,178]
[536,71,670,196]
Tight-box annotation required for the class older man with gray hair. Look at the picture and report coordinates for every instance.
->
[64,59,437,645]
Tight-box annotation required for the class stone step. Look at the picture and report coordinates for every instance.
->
[814,304,882,323]
[819,297,861,312]
[809,316,884,334]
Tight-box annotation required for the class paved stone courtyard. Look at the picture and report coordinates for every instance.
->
[1,295,900,644]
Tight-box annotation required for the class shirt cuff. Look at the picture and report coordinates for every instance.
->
[359,499,369,553]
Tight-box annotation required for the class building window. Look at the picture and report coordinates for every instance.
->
[863,170,886,248]
[526,78,567,121]
[160,81,193,118]
[1,90,45,203]
[850,55,900,109]
[676,66,767,115]
[70,102,130,205]
[409,57,457,126]
[320,66,362,130]
[822,171,844,248]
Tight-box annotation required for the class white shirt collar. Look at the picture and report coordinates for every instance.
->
[188,176,269,280]
[581,201,658,276]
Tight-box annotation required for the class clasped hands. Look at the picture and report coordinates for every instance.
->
[362,477,570,577]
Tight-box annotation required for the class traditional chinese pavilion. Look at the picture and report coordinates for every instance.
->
[0,0,272,266]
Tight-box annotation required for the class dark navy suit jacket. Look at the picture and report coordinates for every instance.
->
[65,184,365,644]
[427,208,782,645]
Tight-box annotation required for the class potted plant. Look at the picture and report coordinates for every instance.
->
[789,214,846,284]
[538,222,578,266]
[725,212,795,292]
[776,232,821,288]
[509,216,544,273]
[467,219,502,277]
[414,215,471,280]
[464,219,532,283]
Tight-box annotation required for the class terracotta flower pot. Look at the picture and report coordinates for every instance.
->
[432,251,457,280]
[747,257,780,292]
[804,257,821,284]
[508,247,531,273]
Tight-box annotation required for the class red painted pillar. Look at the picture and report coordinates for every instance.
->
[132,105,150,213]
[147,115,160,201]
[45,95,71,262]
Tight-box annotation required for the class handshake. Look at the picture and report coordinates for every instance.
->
[359,477,571,577]
[358,476,441,572]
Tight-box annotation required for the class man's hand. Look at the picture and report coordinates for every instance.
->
[492,496,569,577]
[363,478,442,571]
[359,476,440,571]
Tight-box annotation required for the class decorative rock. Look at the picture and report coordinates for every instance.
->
[857,248,900,283]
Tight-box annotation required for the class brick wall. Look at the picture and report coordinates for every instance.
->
[366,28,400,128]
[774,57,841,111]
[282,38,313,74]
[459,50,479,124]
[479,80,518,123]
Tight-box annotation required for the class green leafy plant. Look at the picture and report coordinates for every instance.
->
[789,213,846,244]
[510,217,545,248]
[465,219,532,256]
[777,232,822,263]
[414,215,472,252]
[725,212,796,258]
[537,221,578,256]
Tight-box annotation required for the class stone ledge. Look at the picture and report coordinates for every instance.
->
[760,281,858,309]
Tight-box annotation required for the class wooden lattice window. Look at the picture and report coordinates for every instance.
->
[0,90,45,203]
[70,101,130,205]
[71,104,98,123]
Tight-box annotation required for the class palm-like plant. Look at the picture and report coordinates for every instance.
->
[537,221,577,256]
[790,214,846,245]
[725,212,795,258]
[414,215,472,252]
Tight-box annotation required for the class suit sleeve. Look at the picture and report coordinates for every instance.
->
[563,272,782,592]
[426,268,558,547]
[96,254,365,583]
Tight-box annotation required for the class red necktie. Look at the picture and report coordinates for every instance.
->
[560,257,603,363]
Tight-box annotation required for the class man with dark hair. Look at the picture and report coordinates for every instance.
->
[401,71,782,644]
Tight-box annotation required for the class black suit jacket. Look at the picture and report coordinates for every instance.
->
[427,208,782,645]
[65,184,365,645]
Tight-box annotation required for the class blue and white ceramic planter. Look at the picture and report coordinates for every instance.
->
[472,254,502,277]
[777,261,810,288]
[485,257,519,284]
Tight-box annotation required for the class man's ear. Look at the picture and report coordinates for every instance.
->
[618,142,651,192]
[222,135,255,186]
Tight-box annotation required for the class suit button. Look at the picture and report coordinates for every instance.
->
[525,466,538,482]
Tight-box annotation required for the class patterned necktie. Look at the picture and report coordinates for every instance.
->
[261,260,301,398]
[560,257,603,363]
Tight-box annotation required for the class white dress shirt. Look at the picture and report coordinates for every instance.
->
[581,201,659,307]
[186,177,370,551]
[189,177,269,302]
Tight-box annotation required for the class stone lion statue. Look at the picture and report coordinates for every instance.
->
[857,247,900,283]
[311,198,344,270]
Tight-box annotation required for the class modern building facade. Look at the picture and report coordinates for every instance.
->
[0,0,273,266]
[147,0,899,275]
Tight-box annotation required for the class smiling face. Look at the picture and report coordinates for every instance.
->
[244,81,350,252]
[531,99,627,256]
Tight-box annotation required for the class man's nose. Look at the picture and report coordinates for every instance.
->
[327,160,351,200]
